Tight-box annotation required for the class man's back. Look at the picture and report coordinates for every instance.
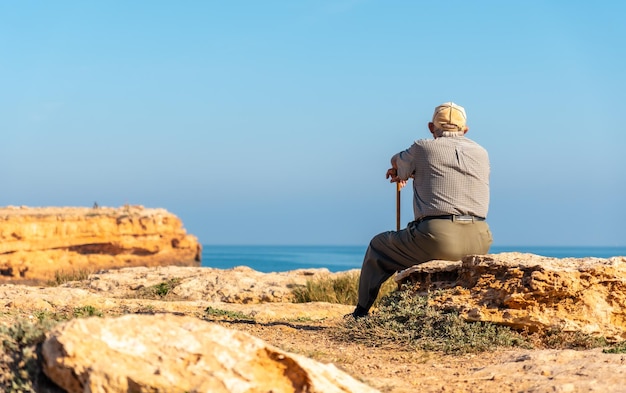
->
[409,136,490,220]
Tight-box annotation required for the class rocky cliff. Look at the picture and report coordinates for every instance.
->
[0,206,201,282]
[396,252,626,340]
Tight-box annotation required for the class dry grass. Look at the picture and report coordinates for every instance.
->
[291,270,397,307]
[47,268,94,286]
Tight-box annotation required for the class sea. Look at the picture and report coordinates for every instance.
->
[201,245,626,273]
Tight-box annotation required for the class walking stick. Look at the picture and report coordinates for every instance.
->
[396,182,401,231]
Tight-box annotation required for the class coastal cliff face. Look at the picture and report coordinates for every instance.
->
[0,206,201,282]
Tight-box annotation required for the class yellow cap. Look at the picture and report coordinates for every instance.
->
[432,102,467,131]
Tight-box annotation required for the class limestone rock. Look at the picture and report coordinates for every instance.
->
[395,252,626,339]
[0,266,354,323]
[464,348,626,392]
[0,206,201,282]
[78,265,353,303]
[42,314,379,393]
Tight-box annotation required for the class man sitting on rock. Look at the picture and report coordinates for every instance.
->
[351,102,493,318]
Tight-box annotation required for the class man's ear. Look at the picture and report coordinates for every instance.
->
[428,122,435,134]
[463,126,469,134]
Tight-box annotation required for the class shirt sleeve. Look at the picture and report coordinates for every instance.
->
[392,143,418,180]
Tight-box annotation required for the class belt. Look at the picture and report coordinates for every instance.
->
[416,215,485,223]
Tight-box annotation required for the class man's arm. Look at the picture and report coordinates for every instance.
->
[386,156,407,189]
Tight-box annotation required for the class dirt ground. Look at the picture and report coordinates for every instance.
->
[210,316,626,393]
[2,302,626,392]
[217,318,454,393]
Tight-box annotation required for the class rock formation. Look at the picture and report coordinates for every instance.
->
[0,266,353,321]
[395,252,626,340]
[2,261,626,392]
[41,314,378,393]
[70,265,353,304]
[0,206,201,283]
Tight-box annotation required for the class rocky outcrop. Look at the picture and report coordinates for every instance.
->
[0,266,353,321]
[41,314,378,393]
[3,261,626,392]
[0,206,201,283]
[395,252,626,340]
[73,265,354,304]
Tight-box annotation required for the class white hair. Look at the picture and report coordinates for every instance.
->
[434,129,465,137]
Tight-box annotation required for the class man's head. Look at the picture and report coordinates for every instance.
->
[429,102,468,137]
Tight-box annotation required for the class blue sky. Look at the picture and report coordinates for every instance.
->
[1,1,625,247]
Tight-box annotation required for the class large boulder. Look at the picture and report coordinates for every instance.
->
[41,314,379,393]
[395,252,626,340]
[0,206,201,282]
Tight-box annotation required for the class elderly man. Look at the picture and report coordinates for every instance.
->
[351,102,493,318]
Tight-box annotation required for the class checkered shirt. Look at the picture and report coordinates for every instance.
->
[393,135,490,220]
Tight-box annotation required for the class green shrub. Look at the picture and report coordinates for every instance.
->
[0,319,53,352]
[73,305,103,318]
[136,278,183,299]
[203,306,255,322]
[0,305,105,392]
[527,327,607,350]
[0,315,60,392]
[336,287,529,354]
[604,341,626,354]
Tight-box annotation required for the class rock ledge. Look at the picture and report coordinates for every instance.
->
[396,252,626,339]
[0,205,201,282]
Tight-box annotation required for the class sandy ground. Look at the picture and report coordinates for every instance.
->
[210,315,626,393]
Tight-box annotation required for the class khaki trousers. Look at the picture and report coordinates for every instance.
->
[357,218,493,311]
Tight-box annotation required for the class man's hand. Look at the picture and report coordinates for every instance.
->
[386,168,407,189]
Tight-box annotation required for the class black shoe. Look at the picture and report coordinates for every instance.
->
[346,305,369,319]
